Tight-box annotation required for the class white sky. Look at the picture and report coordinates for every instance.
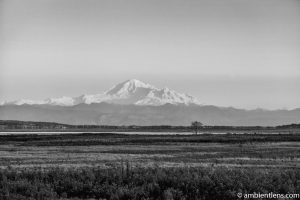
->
[0,0,300,109]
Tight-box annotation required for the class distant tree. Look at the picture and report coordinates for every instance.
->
[191,121,203,134]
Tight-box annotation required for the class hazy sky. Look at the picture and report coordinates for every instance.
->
[1,0,300,109]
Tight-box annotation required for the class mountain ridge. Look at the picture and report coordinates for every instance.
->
[0,79,202,106]
[1,79,299,126]
[0,103,299,126]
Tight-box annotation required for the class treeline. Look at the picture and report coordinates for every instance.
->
[1,133,300,146]
[0,166,299,200]
[277,123,300,129]
[1,120,299,132]
[0,120,72,130]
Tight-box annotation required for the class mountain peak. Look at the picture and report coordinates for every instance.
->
[125,79,146,85]
[2,79,202,106]
[105,79,156,96]
[123,79,155,89]
[123,79,155,88]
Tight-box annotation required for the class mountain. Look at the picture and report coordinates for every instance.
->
[0,103,299,126]
[0,79,201,106]
[0,79,299,126]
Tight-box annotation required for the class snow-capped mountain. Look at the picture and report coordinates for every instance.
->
[1,79,299,126]
[1,79,202,106]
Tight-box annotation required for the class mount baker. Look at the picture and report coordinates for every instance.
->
[0,79,299,126]
[1,79,201,106]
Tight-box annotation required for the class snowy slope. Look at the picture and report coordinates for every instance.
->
[1,79,202,106]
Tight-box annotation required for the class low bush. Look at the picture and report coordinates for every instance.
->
[0,165,299,200]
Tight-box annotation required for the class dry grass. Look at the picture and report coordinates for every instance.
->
[0,134,299,170]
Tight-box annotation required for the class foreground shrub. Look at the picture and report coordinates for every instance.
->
[0,166,299,200]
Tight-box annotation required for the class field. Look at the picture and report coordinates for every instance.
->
[0,133,300,169]
[0,132,300,199]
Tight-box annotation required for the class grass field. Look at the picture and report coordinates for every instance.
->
[0,133,300,199]
[0,133,299,169]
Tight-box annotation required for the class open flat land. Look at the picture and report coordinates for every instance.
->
[1,133,300,199]
[0,133,300,169]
